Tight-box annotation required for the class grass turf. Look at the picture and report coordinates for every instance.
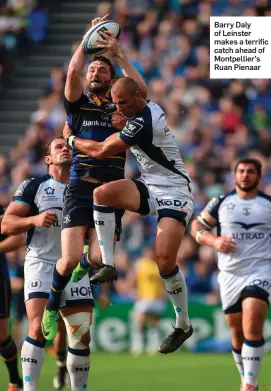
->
[1,352,271,391]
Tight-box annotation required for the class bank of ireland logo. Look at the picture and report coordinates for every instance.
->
[175,307,182,313]
[28,279,42,290]
[243,207,252,216]
[25,376,31,382]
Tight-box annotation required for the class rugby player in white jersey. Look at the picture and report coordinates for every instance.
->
[191,158,270,391]
[63,77,194,354]
[2,138,94,391]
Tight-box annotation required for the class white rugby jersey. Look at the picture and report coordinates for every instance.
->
[205,190,271,275]
[13,174,65,263]
[119,100,191,189]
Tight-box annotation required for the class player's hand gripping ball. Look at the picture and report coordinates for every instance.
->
[82,19,121,55]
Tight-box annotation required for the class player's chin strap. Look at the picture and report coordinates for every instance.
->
[195,214,212,244]
[62,312,91,350]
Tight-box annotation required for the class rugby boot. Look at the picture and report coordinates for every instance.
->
[41,309,59,341]
[89,264,118,285]
[158,325,193,354]
[71,262,90,282]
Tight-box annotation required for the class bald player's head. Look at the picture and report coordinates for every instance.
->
[111,77,140,96]
[111,77,146,118]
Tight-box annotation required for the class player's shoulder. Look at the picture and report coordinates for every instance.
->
[14,174,51,198]
[257,190,271,204]
[205,190,236,211]
[146,100,165,122]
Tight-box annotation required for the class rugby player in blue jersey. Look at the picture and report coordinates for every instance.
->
[42,14,147,340]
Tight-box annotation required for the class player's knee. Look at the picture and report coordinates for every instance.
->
[58,257,80,274]
[63,312,91,350]
[155,251,175,275]
[94,186,113,206]
[28,319,45,341]
[244,324,263,341]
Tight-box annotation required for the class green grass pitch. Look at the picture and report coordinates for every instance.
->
[1,352,271,391]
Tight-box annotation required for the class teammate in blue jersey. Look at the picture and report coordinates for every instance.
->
[0,206,24,391]
[42,14,147,341]
[191,158,270,391]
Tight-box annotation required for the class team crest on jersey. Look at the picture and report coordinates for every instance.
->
[45,187,55,195]
[122,121,143,137]
[243,207,252,216]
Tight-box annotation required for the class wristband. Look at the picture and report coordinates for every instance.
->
[67,135,76,148]
[195,228,207,244]
[115,51,126,62]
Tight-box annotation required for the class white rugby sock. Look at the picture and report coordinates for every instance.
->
[93,204,115,267]
[242,338,265,387]
[21,337,45,391]
[67,347,90,391]
[232,347,244,385]
[161,266,190,330]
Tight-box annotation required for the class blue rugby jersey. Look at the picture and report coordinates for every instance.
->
[64,93,126,182]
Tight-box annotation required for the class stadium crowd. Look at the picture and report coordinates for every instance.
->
[0,0,48,89]
[0,0,271,316]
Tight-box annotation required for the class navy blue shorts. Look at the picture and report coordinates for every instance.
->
[62,179,124,240]
[0,254,12,319]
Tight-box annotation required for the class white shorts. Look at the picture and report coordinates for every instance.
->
[24,258,94,308]
[134,177,194,227]
[134,299,166,315]
[218,270,271,311]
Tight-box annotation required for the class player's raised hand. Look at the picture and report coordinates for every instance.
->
[91,14,109,27]
[63,121,73,141]
[33,211,57,228]
[96,30,121,58]
[214,236,236,253]
[111,112,127,130]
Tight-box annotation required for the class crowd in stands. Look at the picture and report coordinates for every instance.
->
[0,0,271,311]
[0,0,48,88]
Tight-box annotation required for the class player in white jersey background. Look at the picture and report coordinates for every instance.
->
[2,138,94,391]
[61,76,194,355]
[191,158,271,391]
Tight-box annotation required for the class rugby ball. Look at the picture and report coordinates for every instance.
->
[82,20,121,55]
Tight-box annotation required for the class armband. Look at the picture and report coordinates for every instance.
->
[67,135,76,148]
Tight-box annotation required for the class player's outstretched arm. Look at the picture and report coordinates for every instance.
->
[64,44,87,103]
[97,31,148,99]
[65,14,109,102]
[63,119,129,158]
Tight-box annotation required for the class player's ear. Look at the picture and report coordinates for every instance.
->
[44,155,52,166]
[110,79,115,87]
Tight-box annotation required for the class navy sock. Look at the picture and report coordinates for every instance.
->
[46,267,72,311]
[0,335,22,386]
[80,253,91,269]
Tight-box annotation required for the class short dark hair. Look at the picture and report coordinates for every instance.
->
[44,136,65,157]
[89,56,115,79]
[234,158,262,177]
